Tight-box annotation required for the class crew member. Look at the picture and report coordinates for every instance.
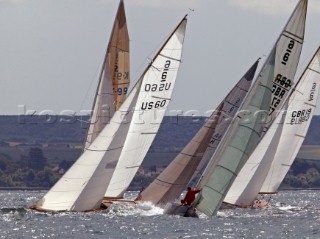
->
[181,187,201,205]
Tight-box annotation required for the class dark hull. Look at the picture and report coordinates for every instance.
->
[164,203,198,218]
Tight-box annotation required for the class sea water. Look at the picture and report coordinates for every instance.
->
[0,190,319,239]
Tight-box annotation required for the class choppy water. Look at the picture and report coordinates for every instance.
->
[0,190,319,239]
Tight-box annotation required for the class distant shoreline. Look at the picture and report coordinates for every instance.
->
[0,187,49,191]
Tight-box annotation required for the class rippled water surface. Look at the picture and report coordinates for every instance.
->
[0,190,319,238]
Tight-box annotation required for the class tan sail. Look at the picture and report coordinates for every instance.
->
[138,59,259,206]
[108,0,130,111]
[84,0,130,150]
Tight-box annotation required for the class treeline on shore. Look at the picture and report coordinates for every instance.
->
[0,115,320,190]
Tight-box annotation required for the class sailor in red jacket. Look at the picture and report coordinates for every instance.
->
[181,187,201,205]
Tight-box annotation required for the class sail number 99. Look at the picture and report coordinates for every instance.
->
[117,87,128,95]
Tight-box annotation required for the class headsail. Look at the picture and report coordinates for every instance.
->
[137,59,259,205]
[260,47,320,194]
[84,0,130,150]
[104,17,188,198]
[193,0,307,216]
[223,0,307,207]
[33,15,188,212]
[34,78,142,212]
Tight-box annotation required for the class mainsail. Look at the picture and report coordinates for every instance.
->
[104,17,188,198]
[223,0,307,207]
[33,16,188,212]
[137,59,259,205]
[193,0,307,216]
[84,0,130,150]
[260,47,320,194]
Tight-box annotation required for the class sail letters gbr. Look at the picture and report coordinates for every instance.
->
[141,60,172,110]
[290,83,317,125]
[270,40,296,116]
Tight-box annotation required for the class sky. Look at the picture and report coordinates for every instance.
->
[1,0,320,116]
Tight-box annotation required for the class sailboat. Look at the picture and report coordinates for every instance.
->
[192,0,308,217]
[30,15,188,212]
[137,59,260,207]
[223,0,308,208]
[102,16,188,200]
[84,0,130,150]
[259,47,320,196]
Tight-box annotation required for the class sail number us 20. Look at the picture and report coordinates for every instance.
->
[141,60,172,110]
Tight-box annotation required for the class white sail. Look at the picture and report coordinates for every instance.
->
[104,17,187,198]
[33,16,188,212]
[260,47,320,193]
[35,79,142,212]
[223,0,307,206]
[84,0,130,150]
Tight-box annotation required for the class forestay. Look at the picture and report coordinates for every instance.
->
[223,0,307,207]
[84,0,130,150]
[260,47,320,194]
[104,17,188,198]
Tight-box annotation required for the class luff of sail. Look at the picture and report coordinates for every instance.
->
[260,47,320,194]
[137,59,259,206]
[33,15,188,212]
[84,0,130,150]
[223,0,307,207]
[104,16,188,199]
[193,47,275,216]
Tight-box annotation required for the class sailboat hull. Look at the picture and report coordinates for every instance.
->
[164,203,199,218]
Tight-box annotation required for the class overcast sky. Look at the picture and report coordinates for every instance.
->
[1,0,320,116]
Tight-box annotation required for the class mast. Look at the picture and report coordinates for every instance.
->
[84,0,130,150]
